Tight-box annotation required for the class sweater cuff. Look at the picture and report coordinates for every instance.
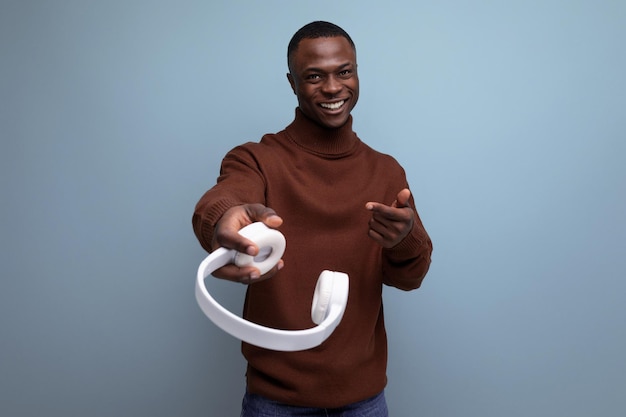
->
[383,223,430,262]
[194,197,241,252]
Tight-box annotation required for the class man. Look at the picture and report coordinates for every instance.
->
[193,21,432,416]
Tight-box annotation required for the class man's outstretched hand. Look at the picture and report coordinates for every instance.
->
[211,204,284,284]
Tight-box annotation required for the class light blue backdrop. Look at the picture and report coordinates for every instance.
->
[1,1,624,416]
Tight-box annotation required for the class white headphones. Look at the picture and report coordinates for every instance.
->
[195,222,349,352]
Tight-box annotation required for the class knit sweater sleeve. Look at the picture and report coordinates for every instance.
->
[380,190,433,291]
[192,143,267,252]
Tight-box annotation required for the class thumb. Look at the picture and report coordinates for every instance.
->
[245,203,283,228]
[393,188,411,208]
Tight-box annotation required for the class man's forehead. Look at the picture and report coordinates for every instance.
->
[292,37,357,68]
[297,36,354,53]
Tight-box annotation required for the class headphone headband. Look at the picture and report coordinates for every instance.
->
[195,223,349,351]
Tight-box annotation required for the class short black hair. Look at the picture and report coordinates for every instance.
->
[287,21,356,72]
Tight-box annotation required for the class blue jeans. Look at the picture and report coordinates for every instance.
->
[240,390,388,417]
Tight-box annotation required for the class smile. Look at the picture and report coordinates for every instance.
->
[320,100,345,110]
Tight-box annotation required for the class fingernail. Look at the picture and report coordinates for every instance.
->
[250,271,260,280]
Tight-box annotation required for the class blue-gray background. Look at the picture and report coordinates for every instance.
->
[1,1,624,416]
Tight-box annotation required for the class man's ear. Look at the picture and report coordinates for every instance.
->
[286,73,296,95]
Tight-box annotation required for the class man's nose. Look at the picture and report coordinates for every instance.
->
[321,75,342,95]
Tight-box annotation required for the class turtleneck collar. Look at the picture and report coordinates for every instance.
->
[284,108,360,157]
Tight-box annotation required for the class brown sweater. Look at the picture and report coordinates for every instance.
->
[193,109,432,408]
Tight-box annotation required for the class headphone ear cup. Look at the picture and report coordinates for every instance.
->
[311,271,334,325]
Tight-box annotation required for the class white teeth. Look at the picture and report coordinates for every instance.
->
[320,100,344,110]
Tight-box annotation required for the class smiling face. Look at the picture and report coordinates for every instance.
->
[287,36,359,129]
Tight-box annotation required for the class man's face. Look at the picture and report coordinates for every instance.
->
[287,36,359,129]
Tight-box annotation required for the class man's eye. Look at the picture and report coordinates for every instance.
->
[306,74,321,80]
[339,70,352,77]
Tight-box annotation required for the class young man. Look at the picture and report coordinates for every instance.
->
[193,21,432,416]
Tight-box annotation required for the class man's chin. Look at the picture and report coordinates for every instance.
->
[316,112,350,129]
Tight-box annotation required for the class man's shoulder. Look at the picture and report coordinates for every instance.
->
[224,131,287,158]
[359,140,403,166]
